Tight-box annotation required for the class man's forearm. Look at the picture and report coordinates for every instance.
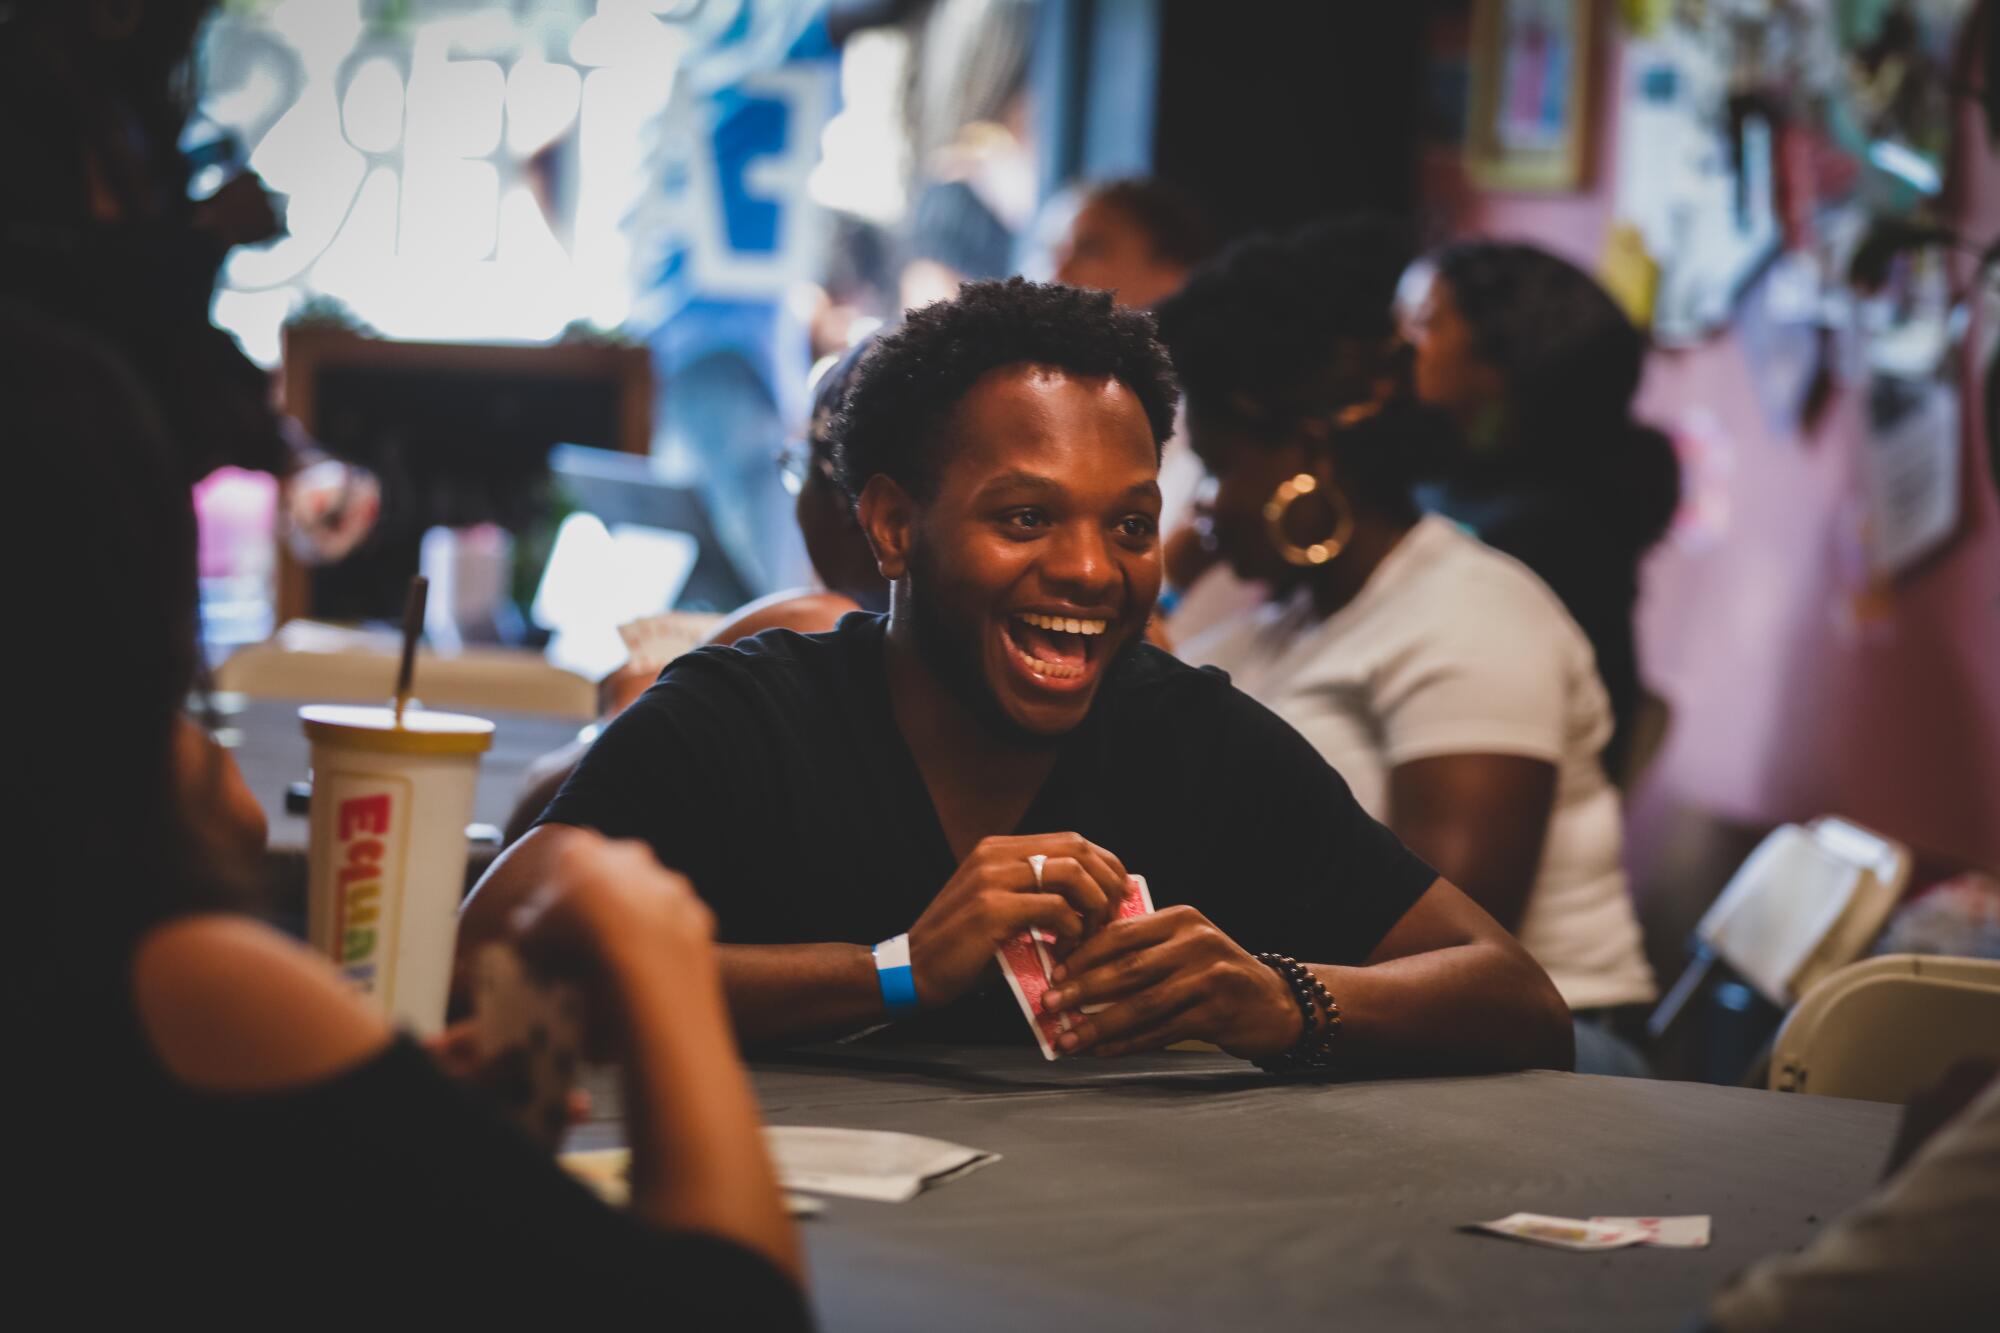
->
[1312,941,1573,1074]
[462,829,892,1045]
[719,942,891,1047]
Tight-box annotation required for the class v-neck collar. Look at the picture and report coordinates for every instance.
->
[831,614,1107,896]
[832,616,957,907]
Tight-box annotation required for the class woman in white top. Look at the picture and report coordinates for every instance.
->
[1154,220,1656,1073]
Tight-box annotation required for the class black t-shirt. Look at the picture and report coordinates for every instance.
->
[22,944,810,1325]
[541,614,1436,1044]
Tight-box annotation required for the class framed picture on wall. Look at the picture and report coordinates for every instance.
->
[1465,0,1596,191]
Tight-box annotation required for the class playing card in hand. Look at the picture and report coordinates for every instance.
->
[997,930,1068,1060]
[1082,873,1152,1014]
[998,874,1151,1059]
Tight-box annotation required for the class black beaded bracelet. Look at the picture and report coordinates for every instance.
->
[1252,953,1342,1074]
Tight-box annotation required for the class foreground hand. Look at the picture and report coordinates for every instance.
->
[907,833,1132,1009]
[424,1020,488,1080]
[1039,906,1302,1060]
[424,1020,591,1125]
[509,831,717,1019]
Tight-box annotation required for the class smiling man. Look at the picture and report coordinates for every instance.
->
[460,279,1571,1072]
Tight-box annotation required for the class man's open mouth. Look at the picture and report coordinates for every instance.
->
[1002,611,1110,682]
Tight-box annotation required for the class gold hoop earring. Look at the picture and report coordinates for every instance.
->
[1263,473,1352,566]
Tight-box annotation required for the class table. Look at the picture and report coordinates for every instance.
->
[214,693,585,920]
[572,1045,1899,1333]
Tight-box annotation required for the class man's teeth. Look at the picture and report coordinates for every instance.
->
[1009,612,1106,680]
[1016,612,1108,635]
[1015,649,1083,679]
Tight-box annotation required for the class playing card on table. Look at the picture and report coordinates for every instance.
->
[1467,1212,1653,1252]
[1000,875,1152,1057]
[1591,1215,1712,1248]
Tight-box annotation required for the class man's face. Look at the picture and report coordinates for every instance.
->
[902,366,1163,740]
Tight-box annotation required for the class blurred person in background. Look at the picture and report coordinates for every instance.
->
[739,337,894,639]
[0,0,376,561]
[1047,176,1241,638]
[1052,177,1219,313]
[1158,222,1657,1076]
[15,312,805,1321]
[1403,242,1682,779]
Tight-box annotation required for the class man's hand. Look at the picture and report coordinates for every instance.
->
[1038,906,1303,1059]
[906,833,1132,1009]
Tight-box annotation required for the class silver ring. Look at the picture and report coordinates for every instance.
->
[1027,854,1047,888]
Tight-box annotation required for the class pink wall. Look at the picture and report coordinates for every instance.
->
[1441,10,2000,872]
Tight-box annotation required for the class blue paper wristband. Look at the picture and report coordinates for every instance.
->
[873,934,920,1017]
[877,964,919,1015]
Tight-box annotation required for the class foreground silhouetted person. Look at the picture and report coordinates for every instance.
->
[15,314,804,1323]
[462,279,1571,1073]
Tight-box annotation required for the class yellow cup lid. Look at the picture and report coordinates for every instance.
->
[299,704,495,756]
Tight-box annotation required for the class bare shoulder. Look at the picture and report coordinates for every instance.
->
[132,914,393,1093]
[706,589,861,647]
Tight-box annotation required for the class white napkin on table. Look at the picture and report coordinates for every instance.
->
[763,1126,999,1203]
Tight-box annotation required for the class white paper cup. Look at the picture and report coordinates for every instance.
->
[301,704,494,1035]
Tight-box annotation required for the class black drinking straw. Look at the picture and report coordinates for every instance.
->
[393,575,428,723]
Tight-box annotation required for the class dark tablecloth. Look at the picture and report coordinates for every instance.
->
[221,697,1899,1328]
[573,1044,1898,1333]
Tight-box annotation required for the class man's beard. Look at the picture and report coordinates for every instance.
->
[904,538,1069,750]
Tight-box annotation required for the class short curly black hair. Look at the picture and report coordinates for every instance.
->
[829,277,1179,501]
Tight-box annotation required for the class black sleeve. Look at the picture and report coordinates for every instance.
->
[199,1038,811,1327]
[1212,684,1438,965]
[536,654,762,921]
